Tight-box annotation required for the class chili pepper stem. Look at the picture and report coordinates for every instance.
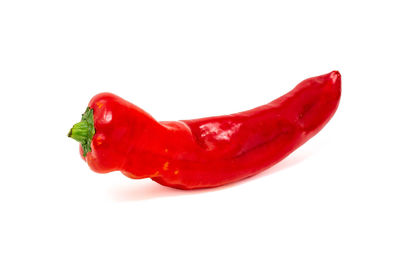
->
[68,107,95,157]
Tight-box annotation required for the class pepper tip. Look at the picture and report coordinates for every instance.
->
[330,70,341,84]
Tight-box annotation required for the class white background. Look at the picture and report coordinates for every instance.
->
[0,1,399,266]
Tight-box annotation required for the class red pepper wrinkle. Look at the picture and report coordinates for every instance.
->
[74,71,341,190]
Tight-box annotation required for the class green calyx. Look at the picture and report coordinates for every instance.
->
[68,107,95,157]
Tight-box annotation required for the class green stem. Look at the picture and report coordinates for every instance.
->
[68,107,95,157]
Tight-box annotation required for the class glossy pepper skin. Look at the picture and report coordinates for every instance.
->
[68,71,341,189]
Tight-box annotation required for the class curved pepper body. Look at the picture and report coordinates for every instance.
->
[78,71,341,189]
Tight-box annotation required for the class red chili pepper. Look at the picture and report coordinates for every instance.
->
[68,71,341,189]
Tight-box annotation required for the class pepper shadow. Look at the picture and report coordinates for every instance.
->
[110,150,313,202]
